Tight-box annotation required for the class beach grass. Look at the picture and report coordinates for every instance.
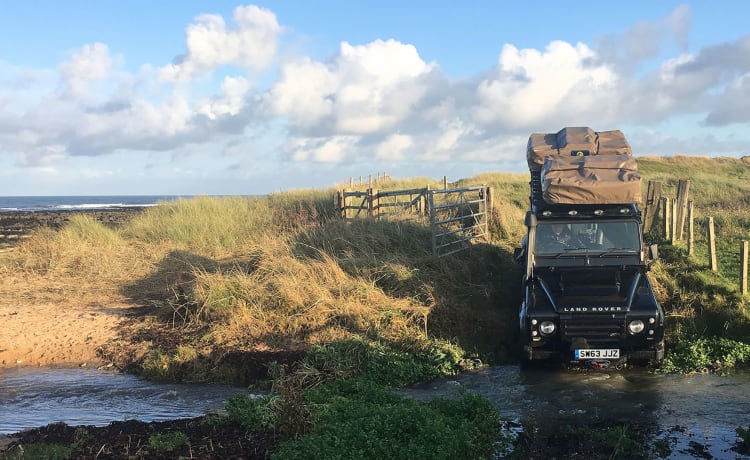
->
[2,157,750,379]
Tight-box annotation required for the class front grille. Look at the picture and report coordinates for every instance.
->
[562,315,625,343]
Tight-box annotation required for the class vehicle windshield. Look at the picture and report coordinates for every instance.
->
[534,221,641,254]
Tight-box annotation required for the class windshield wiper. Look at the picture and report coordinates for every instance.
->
[597,248,637,257]
[539,248,589,258]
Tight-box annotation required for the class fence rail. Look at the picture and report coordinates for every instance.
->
[335,185,491,257]
[337,187,429,219]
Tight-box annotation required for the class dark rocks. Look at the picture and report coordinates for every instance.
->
[0,209,143,250]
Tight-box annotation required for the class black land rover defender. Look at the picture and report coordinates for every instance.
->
[515,203,664,366]
[516,127,665,366]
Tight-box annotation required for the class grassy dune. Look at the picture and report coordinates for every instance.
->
[3,157,750,378]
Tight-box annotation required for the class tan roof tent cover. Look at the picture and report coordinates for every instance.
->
[527,127,641,205]
[541,155,642,205]
[527,127,633,172]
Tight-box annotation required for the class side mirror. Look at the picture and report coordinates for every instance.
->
[514,247,525,265]
[648,244,659,261]
[525,211,537,228]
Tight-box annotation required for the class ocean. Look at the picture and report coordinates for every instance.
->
[0,196,188,212]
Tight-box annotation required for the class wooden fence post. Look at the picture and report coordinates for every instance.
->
[443,176,448,190]
[676,179,691,240]
[366,188,373,217]
[707,217,718,272]
[366,188,380,218]
[485,186,493,224]
[423,185,430,216]
[670,198,680,244]
[336,190,343,219]
[741,240,749,295]
[644,180,663,233]
[687,200,694,257]
[663,197,671,241]
[342,191,350,219]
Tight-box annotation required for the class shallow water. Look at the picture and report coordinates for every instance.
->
[2,366,749,458]
[399,365,750,459]
[0,367,249,436]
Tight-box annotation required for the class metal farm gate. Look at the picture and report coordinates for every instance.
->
[428,186,489,257]
[336,185,491,257]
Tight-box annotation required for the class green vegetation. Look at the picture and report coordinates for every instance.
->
[147,431,188,452]
[0,444,72,460]
[560,425,647,460]
[737,426,750,449]
[271,379,504,460]
[4,156,750,456]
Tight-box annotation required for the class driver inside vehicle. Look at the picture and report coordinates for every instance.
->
[537,223,583,250]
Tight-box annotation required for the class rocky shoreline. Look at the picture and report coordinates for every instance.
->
[0,208,144,250]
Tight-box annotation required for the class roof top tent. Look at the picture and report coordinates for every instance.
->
[526,127,641,216]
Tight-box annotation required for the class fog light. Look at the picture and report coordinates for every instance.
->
[648,317,656,324]
[532,330,538,337]
[628,320,645,334]
[540,321,556,335]
[531,319,538,326]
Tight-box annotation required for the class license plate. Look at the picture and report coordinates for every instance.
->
[575,349,620,359]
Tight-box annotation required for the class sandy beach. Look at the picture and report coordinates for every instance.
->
[0,301,135,368]
[0,209,144,368]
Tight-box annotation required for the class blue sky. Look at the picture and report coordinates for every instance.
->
[1,1,749,196]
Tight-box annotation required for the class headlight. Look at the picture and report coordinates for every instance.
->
[539,321,556,335]
[628,320,645,334]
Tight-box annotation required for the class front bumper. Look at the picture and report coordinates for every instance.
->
[522,340,665,363]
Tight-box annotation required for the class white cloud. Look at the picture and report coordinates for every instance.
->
[705,74,750,125]
[665,4,692,50]
[473,41,617,129]
[58,43,115,97]
[286,135,360,162]
[266,39,434,135]
[265,57,337,128]
[198,76,252,119]
[429,118,475,154]
[375,133,412,161]
[158,5,281,82]
[16,144,68,168]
